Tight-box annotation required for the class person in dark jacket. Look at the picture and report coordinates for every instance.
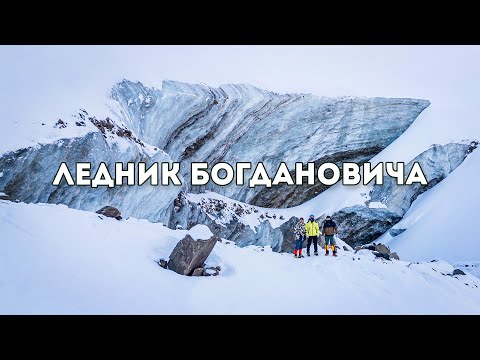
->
[322,216,338,256]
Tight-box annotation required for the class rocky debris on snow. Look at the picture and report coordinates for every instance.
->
[453,262,480,279]
[390,252,400,260]
[468,140,478,153]
[355,244,375,252]
[354,242,399,261]
[167,234,219,276]
[343,246,350,251]
[75,109,148,149]
[203,266,220,276]
[373,251,390,260]
[158,259,168,269]
[453,269,466,276]
[54,119,67,129]
[193,196,268,221]
[0,192,13,201]
[185,265,220,277]
[96,206,122,220]
[173,192,184,213]
[192,268,204,276]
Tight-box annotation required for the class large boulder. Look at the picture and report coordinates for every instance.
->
[168,234,219,276]
[332,206,402,247]
[278,217,299,252]
[96,206,122,220]
[374,243,391,255]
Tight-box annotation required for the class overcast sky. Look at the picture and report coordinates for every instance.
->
[1,45,479,147]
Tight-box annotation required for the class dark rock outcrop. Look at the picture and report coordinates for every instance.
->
[373,251,390,260]
[453,269,466,276]
[158,259,168,269]
[332,206,402,247]
[167,234,218,276]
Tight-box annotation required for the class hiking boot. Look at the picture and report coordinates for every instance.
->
[325,251,329,256]
[333,253,338,257]
[307,252,310,257]
[314,251,318,256]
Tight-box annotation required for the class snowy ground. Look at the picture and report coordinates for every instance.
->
[2,200,480,315]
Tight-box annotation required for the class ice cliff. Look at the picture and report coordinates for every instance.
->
[110,80,430,207]
[0,80,430,225]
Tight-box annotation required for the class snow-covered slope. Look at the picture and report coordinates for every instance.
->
[1,200,480,314]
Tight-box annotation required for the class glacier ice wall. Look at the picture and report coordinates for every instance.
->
[333,142,475,246]
[0,123,184,223]
[111,80,430,207]
[0,79,431,225]
[368,142,474,215]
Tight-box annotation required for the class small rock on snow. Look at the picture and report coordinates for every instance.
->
[192,268,205,276]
